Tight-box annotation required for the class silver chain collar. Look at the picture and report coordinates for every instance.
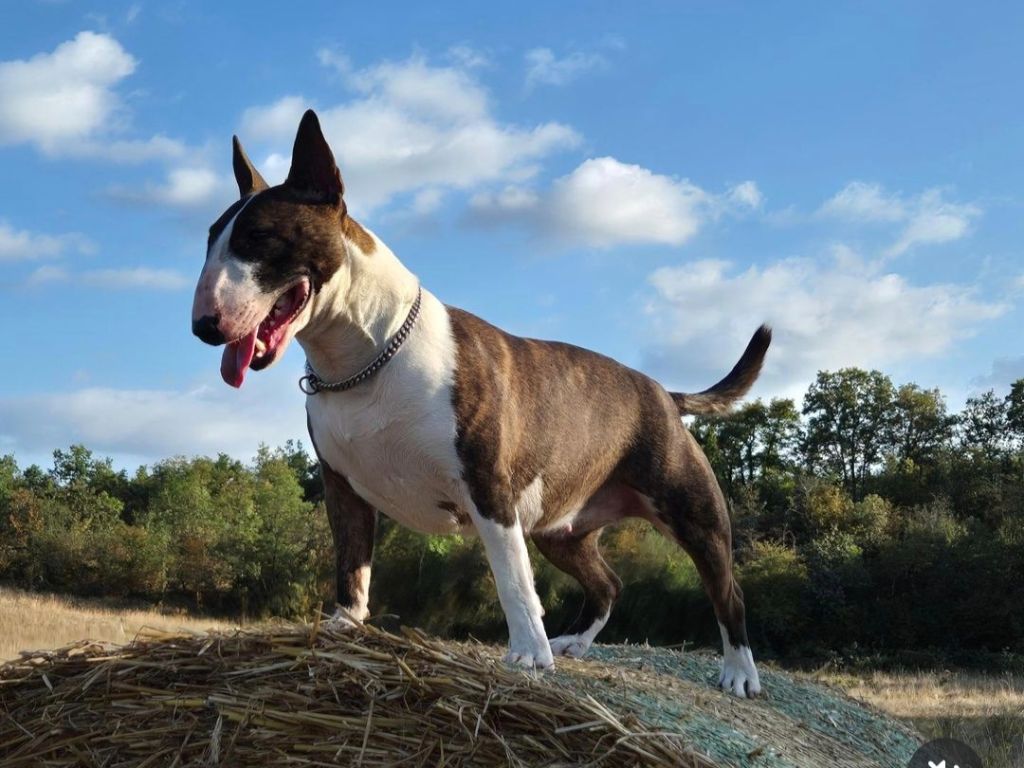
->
[299,286,423,395]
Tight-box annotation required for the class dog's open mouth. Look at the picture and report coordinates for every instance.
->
[220,278,311,388]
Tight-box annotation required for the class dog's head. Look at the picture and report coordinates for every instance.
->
[192,110,365,387]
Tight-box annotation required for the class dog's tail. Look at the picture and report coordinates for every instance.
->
[669,325,772,416]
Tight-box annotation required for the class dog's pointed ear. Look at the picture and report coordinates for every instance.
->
[232,136,269,198]
[286,109,344,204]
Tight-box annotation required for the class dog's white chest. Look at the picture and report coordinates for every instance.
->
[305,296,470,536]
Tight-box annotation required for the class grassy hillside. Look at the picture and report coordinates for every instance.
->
[816,669,1024,768]
[0,585,232,662]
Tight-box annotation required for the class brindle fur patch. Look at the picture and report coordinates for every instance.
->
[447,307,762,652]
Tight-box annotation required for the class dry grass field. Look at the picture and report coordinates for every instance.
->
[817,669,1024,768]
[0,586,233,662]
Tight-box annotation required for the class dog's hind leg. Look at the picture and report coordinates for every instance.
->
[647,444,761,697]
[533,529,622,658]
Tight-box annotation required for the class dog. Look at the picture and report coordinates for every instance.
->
[191,110,769,697]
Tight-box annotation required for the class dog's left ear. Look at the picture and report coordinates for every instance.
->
[286,109,344,204]
[232,136,269,198]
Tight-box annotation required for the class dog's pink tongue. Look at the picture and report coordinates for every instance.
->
[220,330,258,388]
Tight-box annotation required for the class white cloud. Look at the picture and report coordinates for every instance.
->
[725,180,764,210]
[642,250,1008,398]
[469,158,759,248]
[26,265,70,285]
[0,31,134,147]
[819,181,906,222]
[238,54,580,214]
[819,181,979,256]
[0,31,186,162]
[524,47,606,88]
[0,220,93,261]
[886,189,980,256]
[110,166,233,209]
[546,157,707,247]
[0,371,307,467]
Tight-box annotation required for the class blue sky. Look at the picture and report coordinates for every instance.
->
[2,1,1022,469]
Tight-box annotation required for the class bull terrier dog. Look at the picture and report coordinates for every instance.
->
[192,110,770,696]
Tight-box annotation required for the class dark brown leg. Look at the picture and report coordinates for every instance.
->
[648,445,761,696]
[533,529,622,657]
[320,461,376,622]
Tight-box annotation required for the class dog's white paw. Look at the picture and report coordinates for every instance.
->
[549,634,592,659]
[322,606,363,631]
[504,638,554,670]
[718,643,762,698]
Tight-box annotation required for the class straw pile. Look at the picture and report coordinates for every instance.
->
[0,621,715,767]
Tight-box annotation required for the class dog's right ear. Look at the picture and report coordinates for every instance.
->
[286,109,344,204]
[232,136,268,198]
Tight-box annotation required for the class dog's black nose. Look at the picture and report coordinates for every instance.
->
[192,314,225,345]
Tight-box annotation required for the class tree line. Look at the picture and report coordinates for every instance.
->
[1,367,1022,666]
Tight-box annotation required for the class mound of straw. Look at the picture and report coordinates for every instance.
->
[0,620,714,767]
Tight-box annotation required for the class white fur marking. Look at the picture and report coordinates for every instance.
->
[193,194,270,337]
[306,291,469,536]
[515,476,545,530]
[717,622,761,697]
[549,610,609,658]
[326,565,371,628]
[472,513,553,670]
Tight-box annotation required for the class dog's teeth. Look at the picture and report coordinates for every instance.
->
[255,339,267,355]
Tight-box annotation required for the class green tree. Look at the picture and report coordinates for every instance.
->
[887,384,954,466]
[802,369,895,499]
[1006,379,1024,451]
[958,389,1008,459]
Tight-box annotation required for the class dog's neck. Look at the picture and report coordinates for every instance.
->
[296,226,420,385]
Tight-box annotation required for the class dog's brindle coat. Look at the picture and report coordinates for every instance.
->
[192,110,769,696]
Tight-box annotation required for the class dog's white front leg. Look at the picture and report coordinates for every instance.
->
[470,510,553,670]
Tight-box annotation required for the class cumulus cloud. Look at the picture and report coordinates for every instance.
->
[237,54,580,214]
[0,30,187,162]
[819,181,980,257]
[469,157,760,248]
[524,48,606,88]
[0,31,134,147]
[642,250,1008,398]
[0,220,93,261]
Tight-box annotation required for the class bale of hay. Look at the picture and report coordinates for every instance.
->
[0,621,919,767]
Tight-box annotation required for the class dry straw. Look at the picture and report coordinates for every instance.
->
[0,619,715,767]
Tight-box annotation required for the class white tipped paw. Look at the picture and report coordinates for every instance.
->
[719,644,762,698]
[323,606,364,630]
[549,634,592,658]
[504,639,554,670]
